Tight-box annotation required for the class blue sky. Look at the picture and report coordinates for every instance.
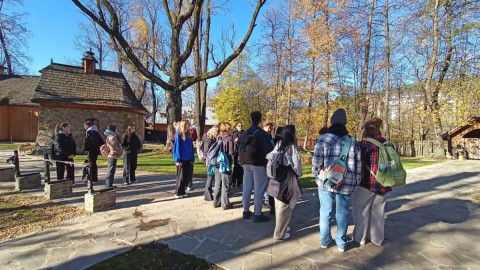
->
[13,0,270,76]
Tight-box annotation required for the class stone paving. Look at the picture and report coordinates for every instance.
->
[0,151,479,270]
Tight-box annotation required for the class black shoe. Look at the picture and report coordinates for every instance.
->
[253,214,271,223]
[242,211,252,219]
[222,203,233,210]
[214,203,221,208]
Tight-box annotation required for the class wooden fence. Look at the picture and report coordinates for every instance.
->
[394,140,437,157]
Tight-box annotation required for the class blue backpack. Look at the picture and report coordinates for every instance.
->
[217,150,230,173]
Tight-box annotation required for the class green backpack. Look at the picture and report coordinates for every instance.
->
[365,138,406,187]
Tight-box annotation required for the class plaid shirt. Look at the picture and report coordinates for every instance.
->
[312,133,361,195]
[359,134,392,195]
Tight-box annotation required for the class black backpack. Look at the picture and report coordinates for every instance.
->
[238,129,260,164]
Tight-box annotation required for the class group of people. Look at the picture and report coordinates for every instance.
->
[50,121,142,187]
[173,108,393,251]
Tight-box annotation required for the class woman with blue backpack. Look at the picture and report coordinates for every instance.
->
[212,122,235,210]
[200,125,219,201]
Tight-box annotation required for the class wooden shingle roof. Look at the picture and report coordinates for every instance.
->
[32,63,146,112]
[0,75,40,105]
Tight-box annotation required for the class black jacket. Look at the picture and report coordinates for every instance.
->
[84,129,104,156]
[122,133,142,153]
[53,132,76,158]
[245,126,274,167]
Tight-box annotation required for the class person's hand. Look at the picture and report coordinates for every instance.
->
[176,162,182,167]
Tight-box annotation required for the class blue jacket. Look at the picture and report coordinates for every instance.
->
[173,132,195,162]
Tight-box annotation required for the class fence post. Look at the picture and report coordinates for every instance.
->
[44,153,51,183]
[13,150,20,177]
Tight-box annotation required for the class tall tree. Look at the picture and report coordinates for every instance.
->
[0,0,30,74]
[72,0,266,142]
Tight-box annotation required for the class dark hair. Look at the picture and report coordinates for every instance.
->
[250,111,262,126]
[85,120,93,127]
[319,127,329,135]
[108,124,117,133]
[59,122,69,131]
[279,125,296,151]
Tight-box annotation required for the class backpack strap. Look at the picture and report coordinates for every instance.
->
[339,136,352,162]
[365,138,383,147]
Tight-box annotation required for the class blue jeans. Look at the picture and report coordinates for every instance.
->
[242,164,268,215]
[318,189,351,249]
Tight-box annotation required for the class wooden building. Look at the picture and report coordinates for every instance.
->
[442,117,480,159]
[0,52,147,150]
[0,75,40,141]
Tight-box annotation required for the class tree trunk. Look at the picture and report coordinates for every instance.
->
[0,27,13,74]
[382,0,391,139]
[304,57,316,150]
[431,0,453,158]
[358,0,375,137]
[193,33,202,141]
[166,89,183,144]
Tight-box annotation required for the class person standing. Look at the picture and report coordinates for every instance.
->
[232,122,245,188]
[352,117,391,247]
[104,125,123,188]
[173,120,195,199]
[53,123,76,182]
[312,108,361,252]
[202,125,219,201]
[241,111,275,223]
[269,125,303,240]
[84,121,104,183]
[122,124,142,185]
[213,122,235,210]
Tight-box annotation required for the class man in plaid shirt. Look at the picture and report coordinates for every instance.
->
[352,117,392,247]
[312,108,361,253]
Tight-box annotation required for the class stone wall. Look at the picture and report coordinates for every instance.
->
[15,173,42,191]
[45,179,73,200]
[36,106,145,152]
[84,188,117,213]
[0,168,15,182]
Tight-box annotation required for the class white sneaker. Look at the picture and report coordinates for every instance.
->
[286,226,291,233]
[186,187,194,191]
[182,194,188,198]
[282,233,290,240]
[174,194,183,199]
[320,240,331,249]
[360,240,366,246]
[338,247,345,253]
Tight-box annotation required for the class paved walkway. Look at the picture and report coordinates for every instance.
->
[0,152,479,270]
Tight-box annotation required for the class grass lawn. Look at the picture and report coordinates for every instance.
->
[0,143,20,150]
[88,242,223,270]
[74,145,208,177]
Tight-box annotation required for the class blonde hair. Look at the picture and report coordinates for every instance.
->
[179,120,191,140]
[207,125,219,139]
[219,122,231,134]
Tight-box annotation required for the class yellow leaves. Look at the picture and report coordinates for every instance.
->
[131,18,150,42]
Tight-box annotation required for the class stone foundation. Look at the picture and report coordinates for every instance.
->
[45,179,73,200]
[15,173,42,191]
[84,187,117,213]
[0,167,15,182]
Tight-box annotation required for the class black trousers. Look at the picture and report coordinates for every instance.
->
[232,155,244,186]
[123,152,138,183]
[175,161,193,196]
[56,156,75,182]
[88,153,99,182]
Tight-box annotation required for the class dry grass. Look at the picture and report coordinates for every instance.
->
[0,187,84,241]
